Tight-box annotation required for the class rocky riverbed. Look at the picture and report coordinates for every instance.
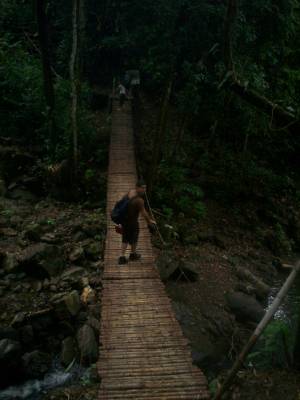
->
[0,190,105,395]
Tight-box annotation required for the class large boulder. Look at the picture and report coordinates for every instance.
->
[61,336,77,367]
[18,243,64,277]
[226,291,265,323]
[61,266,87,289]
[235,267,270,300]
[69,247,85,264]
[22,350,51,379]
[77,324,98,366]
[157,252,198,282]
[51,291,81,319]
[156,251,180,282]
[0,339,21,361]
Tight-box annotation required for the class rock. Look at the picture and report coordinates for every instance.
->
[235,266,271,300]
[0,339,21,361]
[90,260,104,271]
[51,291,81,319]
[157,252,180,282]
[82,223,101,238]
[9,215,23,228]
[13,284,22,293]
[69,247,85,264]
[32,280,43,292]
[61,336,77,366]
[87,316,100,333]
[41,233,59,244]
[84,242,101,261]
[88,304,101,319]
[24,223,41,242]
[235,282,256,297]
[43,278,50,289]
[81,277,89,287]
[74,231,87,242]
[226,291,265,323]
[10,312,26,328]
[172,261,199,282]
[77,324,98,366]
[77,311,88,324]
[2,253,19,273]
[89,275,102,288]
[0,227,17,237]
[64,291,81,316]
[16,272,26,280]
[61,266,86,281]
[22,350,51,379]
[0,326,19,341]
[23,282,31,290]
[18,243,64,277]
[157,253,198,282]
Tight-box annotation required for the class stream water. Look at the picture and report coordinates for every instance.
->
[249,263,300,368]
[267,264,300,326]
[0,360,86,400]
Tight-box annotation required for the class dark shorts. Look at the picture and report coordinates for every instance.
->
[122,223,139,245]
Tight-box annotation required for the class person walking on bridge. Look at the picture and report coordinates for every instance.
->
[118,180,156,265]
[117,82,127,109]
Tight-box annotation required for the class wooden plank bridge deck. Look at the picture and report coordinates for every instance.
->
[97,100,210,400]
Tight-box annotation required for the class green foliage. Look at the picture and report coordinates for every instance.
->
[197,151,295,204]
[0,35,44,138]
[247,320,293,369]
[155,162,205,220]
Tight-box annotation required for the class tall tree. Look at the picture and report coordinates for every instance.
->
[70,0,81,181]
[36,0,56,150]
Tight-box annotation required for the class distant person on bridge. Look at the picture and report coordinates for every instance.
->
[118,181,156,265]
[117,82,127,109]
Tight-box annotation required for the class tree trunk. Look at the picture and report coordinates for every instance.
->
[36,0,56,149]
[172,115,188,160]
[70,0,80,182]
[223,0,238,72]
[229,78,299,131]
[148,76,173,195]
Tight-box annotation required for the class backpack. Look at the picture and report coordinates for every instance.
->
[111,195,137,225]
